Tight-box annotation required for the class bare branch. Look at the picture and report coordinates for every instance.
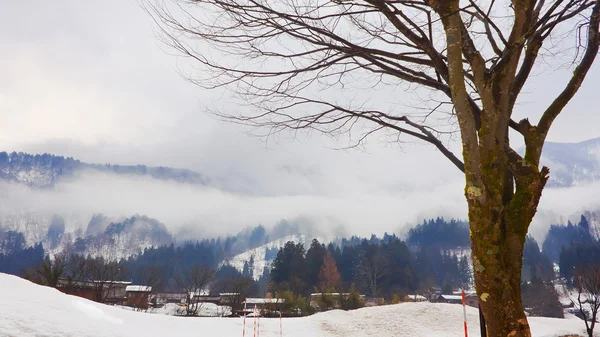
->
[537,0,600,142]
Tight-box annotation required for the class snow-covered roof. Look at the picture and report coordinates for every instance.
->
[452,290,476,296]
[93,280,132,285]
[439,295,463,301]
[405,295,427,300]
[126,286,152,292]
[219,293,240,296]
[245,298,285,304]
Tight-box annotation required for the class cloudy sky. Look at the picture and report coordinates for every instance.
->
[1,0,599,239]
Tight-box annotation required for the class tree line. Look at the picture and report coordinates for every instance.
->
[269,235,471,302]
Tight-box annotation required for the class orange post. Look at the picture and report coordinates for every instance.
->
[462,290,468,337]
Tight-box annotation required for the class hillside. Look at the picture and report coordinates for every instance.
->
[541,137,600,187]
[221,234,321,280]
[0,151,208,188]
[0,273,588,337]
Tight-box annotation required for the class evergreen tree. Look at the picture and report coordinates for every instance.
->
[305,239,326,290]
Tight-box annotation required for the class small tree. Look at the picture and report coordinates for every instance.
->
[218,274,257,316]
[175,265,215,316]
[319,252,341,291]
[314,252,342,310]
[25,255,65,288]
[572,265,600,337]
[339,284,365,310]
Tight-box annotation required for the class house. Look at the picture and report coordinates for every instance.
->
[239,298,285,315]
[125,285,152,309]
[218,293,242,306]
[190,289,220,304]
[435,294,463,304]
[103,281,131,304]
[56,279,131,304]
[56,279,97,301]
[403,294,427,302]
[154,292,187,304]
[434,293,479,307]
[464,293,479,308]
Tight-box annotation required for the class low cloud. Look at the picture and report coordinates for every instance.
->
[0,161,597,243]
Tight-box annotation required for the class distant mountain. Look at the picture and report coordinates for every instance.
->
[0,152,208,188]
[540,137,600,188]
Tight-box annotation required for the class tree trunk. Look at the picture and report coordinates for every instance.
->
[468,170,547,337]
[470,209,530,337]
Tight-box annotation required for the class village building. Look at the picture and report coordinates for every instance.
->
[56,279,131,304]
[125,285,152,309]
[434,293,479,308]
[403,294,427,302]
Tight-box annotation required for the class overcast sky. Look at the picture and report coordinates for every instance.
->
[1,0,599,239]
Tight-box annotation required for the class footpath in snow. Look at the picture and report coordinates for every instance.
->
[0,273,588,337]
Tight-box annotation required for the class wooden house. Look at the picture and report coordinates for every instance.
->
[125,285,152,309]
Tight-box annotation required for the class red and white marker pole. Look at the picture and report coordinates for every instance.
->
[242,299,247,337]
[279,306,283,337]
[462,290,469,337]
[257,305,260,337]
[253,305,257,337]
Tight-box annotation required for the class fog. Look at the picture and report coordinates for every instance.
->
[0,160,598,242]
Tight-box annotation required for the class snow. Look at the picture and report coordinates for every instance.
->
[245,298,284,305]
[221,235,325,280]
[0,273,590,337]
[117,303,232,317]
[125,285,151,292]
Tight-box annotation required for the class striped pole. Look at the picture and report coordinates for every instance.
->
[257,305,260,337]
[462,290,469,337]
[242,299,247,337]
[279,306,283,337]
[253,305,257,337]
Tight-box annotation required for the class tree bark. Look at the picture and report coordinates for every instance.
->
[467,166,548,337]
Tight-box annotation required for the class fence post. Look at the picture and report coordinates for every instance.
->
[242,299,247,337]
[462,290,468,337]
[253,305,257,337]
[478,304,487,337]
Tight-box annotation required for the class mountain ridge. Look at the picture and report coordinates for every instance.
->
[0,151,208,188]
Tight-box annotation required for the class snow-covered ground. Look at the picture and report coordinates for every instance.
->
[116,302,232,317]
[0,273,589,337]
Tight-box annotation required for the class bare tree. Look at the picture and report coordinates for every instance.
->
[147,0,600,335]
[86,257,127,303]
[218,274,257,316]
[25,255,66,288]
[175,265,216,316]
[359,251,387,297]
[133,265,164,311]
[571,265,600,337]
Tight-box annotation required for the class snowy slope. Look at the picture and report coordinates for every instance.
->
[541,137,600,188]
[221,235,325,280]
[0,273,590,337]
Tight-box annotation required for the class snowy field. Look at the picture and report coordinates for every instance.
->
[0,273,588,337]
